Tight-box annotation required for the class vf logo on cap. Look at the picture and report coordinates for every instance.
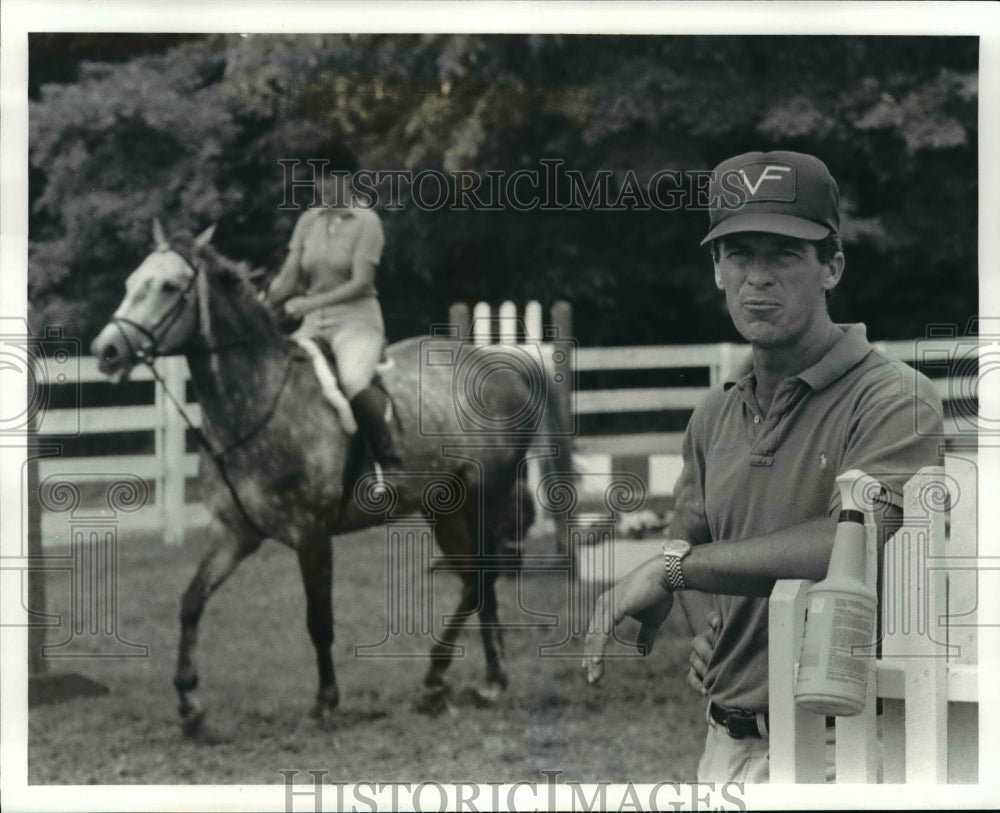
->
[700,150,841,245]
[737,163,795,200]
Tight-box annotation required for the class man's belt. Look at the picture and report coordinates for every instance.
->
[708,702,768,739]
[709,702,841,739]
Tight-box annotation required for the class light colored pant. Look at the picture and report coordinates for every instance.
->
[326,327,384,398]
[697,708,866,783]
[697,716,771,783]
[296,299,385,398]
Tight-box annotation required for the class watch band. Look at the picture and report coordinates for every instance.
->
[663,542,689,590]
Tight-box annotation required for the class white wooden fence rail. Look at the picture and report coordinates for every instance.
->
[769,455,979,783]
[33,306,977,546]
[36,355,207,545]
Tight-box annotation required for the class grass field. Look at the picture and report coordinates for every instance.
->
[28,525,706,785]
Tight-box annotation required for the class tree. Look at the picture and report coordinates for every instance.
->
[29,34,978,347]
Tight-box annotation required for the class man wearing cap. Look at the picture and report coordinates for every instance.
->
[581,151,943,782]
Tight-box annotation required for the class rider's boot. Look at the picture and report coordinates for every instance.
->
[349,385,403,484]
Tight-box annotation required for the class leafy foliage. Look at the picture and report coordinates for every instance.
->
[29,34,977,346]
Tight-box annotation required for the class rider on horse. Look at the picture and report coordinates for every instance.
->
[265,142,402,480]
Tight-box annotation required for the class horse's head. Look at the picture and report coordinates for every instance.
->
[91,221,219,379]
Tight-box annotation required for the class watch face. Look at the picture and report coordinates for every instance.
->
[663,540,691,557]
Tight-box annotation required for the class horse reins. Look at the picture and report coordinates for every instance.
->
[110,267,197,363]
[113,249,295,540]
[110,259,254,361]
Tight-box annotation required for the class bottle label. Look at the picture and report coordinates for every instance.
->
[825,596,874,685]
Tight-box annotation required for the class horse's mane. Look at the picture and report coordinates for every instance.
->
[197,244,258,291]
[186,241,285,339]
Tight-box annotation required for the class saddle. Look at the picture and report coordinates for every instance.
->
[291,334,395,494]
[291,336,394,431]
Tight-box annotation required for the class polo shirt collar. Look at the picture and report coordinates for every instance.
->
[321,206,357,218]
[723,323,873,393]
[797,323,873,391]
[724,357,753,392]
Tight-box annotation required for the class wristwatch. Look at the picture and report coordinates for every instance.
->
[662,539,692,590]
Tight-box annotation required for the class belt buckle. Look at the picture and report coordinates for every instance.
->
[721,707,756,740]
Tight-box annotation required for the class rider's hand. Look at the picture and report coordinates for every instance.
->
[283,296,313,319]
[686,610,721,696]
[582,556,673,685]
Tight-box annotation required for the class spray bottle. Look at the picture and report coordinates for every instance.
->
[794,469,878,716]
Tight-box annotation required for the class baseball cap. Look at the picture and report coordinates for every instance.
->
[700,151,840,245]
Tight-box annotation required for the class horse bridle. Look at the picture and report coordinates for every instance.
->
[110,257,199,363]
[111,247,293,540]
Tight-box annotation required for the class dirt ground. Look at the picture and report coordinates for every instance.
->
[28,525,706,785]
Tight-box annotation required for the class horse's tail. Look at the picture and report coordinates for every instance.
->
[536,347,576,485]
[489,345,576,567]
[518,345,576,549]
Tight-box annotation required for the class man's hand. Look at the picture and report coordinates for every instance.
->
[582,556,673,685]
[283,296,314,319]
[687,610,720,696]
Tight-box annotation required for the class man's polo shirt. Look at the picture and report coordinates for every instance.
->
[669,323,944,712]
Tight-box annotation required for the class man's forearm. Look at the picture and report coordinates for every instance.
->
[674,590,715,637]
[584,514,845,683]
[681,516,838,596]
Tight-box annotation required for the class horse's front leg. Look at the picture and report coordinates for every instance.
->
[296,536,339,724]
[174,519,260,736]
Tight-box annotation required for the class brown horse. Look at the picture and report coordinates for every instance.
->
[90,223,567,735]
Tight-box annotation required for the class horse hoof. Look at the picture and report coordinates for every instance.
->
[414,684,455,716]
[472,684,502,707]
[180,708,206,738]
[308,703,334,727]
[300,686,339,729]
[294,706,334,733]
[178,693,206,738]
[454,683,503,708]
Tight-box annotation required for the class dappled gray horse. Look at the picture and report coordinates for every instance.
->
[91,224,565,735]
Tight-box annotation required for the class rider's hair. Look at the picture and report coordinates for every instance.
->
[321,141,359,175]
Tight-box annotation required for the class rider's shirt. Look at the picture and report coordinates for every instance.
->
[287,204,386,336]
[289,205,385,295]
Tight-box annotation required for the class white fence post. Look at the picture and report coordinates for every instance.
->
[711,342,736,387]
[833,514,880,783]
[498,300,518,344]
[523,301,553,538]
[883,466,949,783]
[769,462,981,784]
[943,452,979,783]
[768,579,827,782]
[472,302,492,346]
